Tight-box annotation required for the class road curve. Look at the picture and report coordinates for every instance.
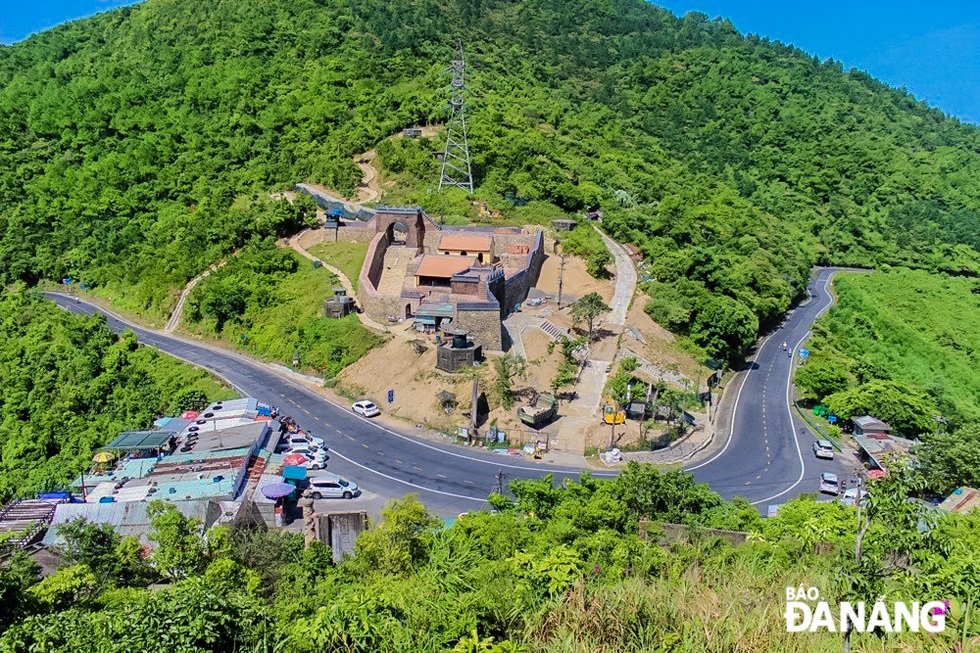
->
[686,268,851,505]
[46,293,605,517]
[46,267,851,513]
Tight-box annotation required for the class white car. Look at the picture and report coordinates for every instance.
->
[819,472,841,496]
[276,434,325,453]
[282,450,328,470]
[812,440,834,460]
[307,474,359,500]
[287,446,326,460]
[841,488,868,507]
[352,400,381,417]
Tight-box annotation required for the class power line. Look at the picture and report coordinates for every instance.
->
[439,40,474,194]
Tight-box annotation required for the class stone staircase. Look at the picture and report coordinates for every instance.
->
[537,320,568,341]
[619,346,692,387]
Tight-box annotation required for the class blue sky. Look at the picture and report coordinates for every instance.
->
[1,1,977,124]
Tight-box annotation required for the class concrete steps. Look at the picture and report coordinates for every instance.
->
[537,320,568,341]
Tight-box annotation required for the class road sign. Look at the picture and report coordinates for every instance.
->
[387,389,394,404]
[799,348,810,359]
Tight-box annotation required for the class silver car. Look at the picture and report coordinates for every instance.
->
[812,440,834,460]
[819,472,841,495]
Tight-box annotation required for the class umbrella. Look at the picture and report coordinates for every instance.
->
[261,482,296,500]
[283,453,309,467]
[92,452,116,464]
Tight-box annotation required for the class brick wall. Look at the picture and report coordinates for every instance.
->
[335,224,376,243]
[456,307,503,352]
[501,230,545,312]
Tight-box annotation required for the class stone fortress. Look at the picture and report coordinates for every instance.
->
[325,206,545,351]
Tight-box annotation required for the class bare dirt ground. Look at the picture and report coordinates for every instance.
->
[337,328,570,442]
[622,299,702,383]
[536,249,616,306]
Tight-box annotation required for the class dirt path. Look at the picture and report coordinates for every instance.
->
[277,230,405,335]
[353,149,380,204]
[164,259,231,333]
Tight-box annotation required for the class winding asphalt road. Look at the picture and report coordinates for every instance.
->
[687,268,850,505]
[47,293,610,517]
[46,269,850,514]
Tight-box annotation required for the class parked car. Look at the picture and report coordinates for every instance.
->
[841,488,868,507]
[819,472,841,495]
[287,446,326,460]
[352,400,381,417]
[275,434,325,453]
[307,474,359,500]
[812,440,835,460]
[284,451,328,470]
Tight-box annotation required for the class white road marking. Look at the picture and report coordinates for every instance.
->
[751,273,836,506]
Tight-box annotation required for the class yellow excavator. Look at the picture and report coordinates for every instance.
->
[602,400,625,425]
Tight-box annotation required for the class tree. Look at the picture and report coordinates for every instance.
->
[146,501,207,581]
[27,565,98,612]
[57,518,120,576]
[795,359,851,400]
[571,292,611,341]
[612,463,723,524]
[586,247,613,278]
[690,295,759,361]
[493,353,527,409]
[0,551,40,630]
[549,362,577,396]
[351,495,439,576]
[915,422,980,493]
[824,380,939,438]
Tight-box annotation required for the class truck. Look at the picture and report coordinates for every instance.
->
[518,393,558,427]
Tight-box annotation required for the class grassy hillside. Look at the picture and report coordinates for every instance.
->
[797,268,980,434]
[1,0,979,360]
[180,242,384,376]
[0,290,235,501]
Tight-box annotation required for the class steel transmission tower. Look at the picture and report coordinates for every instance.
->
[439,40,474,194]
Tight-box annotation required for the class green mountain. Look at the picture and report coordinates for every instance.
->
[1,0,978,357]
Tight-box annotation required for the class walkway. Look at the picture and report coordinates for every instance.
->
[594,225,636,326]
[165,258,231,333]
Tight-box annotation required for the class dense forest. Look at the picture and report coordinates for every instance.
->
[2,464,978,652]
[795,268,980,493]
[0,290,235,502]
[1,0,979,360]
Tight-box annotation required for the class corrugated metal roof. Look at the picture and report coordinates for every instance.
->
[102,431,175,450]
[937,487,980,514]
[43,500,219,547]
[853,415,891,430]
[415,255,478,278]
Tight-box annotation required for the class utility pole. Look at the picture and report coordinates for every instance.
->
[439,40,474,194]
[494,470,505,496]
[469,376,479,443]
[843,470,865,653]
[557,253,567,308]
